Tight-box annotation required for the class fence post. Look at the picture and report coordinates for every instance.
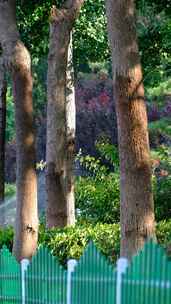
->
[116,258,128,304]
[67,259,77,304]
[21,259,30,304]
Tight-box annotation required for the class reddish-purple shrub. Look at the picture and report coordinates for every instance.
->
[75,78,117,155]
[6,77,170,183]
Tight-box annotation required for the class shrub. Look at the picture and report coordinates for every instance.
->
[149,118,171,140]
[75,78,117,156]
[76,142,171,224]
[5,184,16,198]
[40,220,171,265]
[75,142,120,224]
[39,222,120,266]
[76,174,120,224]
[146,79,171,105]
[152,145,171,221]
[1,220,171,265]
[0,226,14,251]
[6,88,15,142]
[156,220,171,252]
[153,174,171,221]
[149,117,171,148]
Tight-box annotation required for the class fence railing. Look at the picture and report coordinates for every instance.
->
[0,240,170,303]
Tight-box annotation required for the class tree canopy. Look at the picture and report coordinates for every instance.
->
[16,0,170,84]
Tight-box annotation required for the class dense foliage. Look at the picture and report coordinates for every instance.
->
[6,88,15,142]
[5,141,171,225]
[75,141,171,224]
[4,184,16,198]
[5,0,171,148]
[152,145,171,221]
[16,0,171,75]
[75,141,119,223]
[1,220,171,265]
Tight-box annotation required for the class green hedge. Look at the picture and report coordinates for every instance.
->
[1,220,171,265]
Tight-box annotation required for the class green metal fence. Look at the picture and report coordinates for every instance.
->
[25,247,67,304]
[0,246,21,303]
[122,241,171,304]
[71,242,116,304]
[0,241,170,304]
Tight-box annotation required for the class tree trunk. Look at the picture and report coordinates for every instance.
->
[105,0,155,259]
[65,32,76,225]
[46,1,83,228]
[0,0,38,261]
[0,58,7,206]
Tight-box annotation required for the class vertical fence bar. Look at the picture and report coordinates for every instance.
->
[116,258,128,304]
[67,260,77,304]
[21,259,30,304]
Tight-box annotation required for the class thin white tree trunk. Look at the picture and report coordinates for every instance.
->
[46,2,84,228]
[65,32,76,225]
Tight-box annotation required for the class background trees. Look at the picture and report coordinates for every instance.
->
[4,0,170,154]
[0,0,170,260]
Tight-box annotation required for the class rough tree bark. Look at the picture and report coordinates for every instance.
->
[0,57,7,206]
[46,0,84,228]
[105,0,155,259]
[0,0,38,261]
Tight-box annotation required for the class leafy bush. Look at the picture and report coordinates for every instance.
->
[152,145,171,221]
[76,142,171,224]
[95,140,119,169]
[6,88,15,142]
[75,142,120,224]
[0,226,14,251]
[42,220,171,264]
[5,184,16,198]
[149,118,171,138]
[146,79,171,104]
[1,220,171,265]
[154,176,171,221]
[76,174,120,224]
[39,222,120,266]
[137,2,171,90]
[156,220,171,252]
[152,145,171,172]
[149,118,171,147]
